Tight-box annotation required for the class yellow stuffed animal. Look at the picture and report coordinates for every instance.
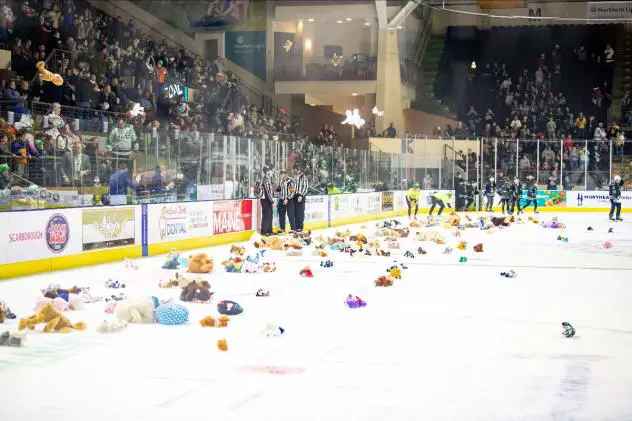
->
[456,241,467,250]
[18,302,86,333]
[188,253,213,273]
[230,245,246,256]
[444,213,461,228]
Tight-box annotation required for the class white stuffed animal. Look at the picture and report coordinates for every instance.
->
[113,297,156,323]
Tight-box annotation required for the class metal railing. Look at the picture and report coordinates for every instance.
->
[274,56,378,82]
[2,129,629,210]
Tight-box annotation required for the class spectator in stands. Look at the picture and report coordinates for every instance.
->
[0,163,10,189]
[61,140,91,187]
[385,123,397,138]
[575,112,587,139]
[108,117,137,167]
[594,122,607,141]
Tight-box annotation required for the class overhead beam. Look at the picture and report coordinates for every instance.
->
[388,0,418,27]
[375,0,388,28]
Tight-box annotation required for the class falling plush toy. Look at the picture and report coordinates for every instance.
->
[19,303,87,333]
[262,262,277,272]
[256,288,270,297]
[217,300,243,316]
[587,226,594,231]
[404,250,415,259]
[320,260,334,268]
[105,279,126,289]
[0,331,26,347]
[473,243,484,253]
[313,249,329,257]
[0,300,16,322]
[222,257,244,273]
[603,241,614,249]
[387,265,401,279]
[608,228,614,234]
[375,276,394,287]
[217,339,228,351]
[443,247,453,254]
[500,270,516,278]
[162,249,186,269]
[96,320,128,333]
[230,245,246,256]
[124,258,139,270]
[562,322,576,338]
[417,247,427,255]
[456,241,467,250]
[300,267,314,278]
[200,315,230,328]
[345,294,367,308]
[264,323,285,337]
[180,280,214,303]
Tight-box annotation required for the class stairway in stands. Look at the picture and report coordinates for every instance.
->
[415,35,456,119]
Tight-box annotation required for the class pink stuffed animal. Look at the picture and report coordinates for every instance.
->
[35,296,68,312]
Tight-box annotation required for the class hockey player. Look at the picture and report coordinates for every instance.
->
[456,180,468,211]
[499,178,514,215]
[464,181,479,211]
[406,183,421,219]
[484,176,495,212]
[609,174,623,221]
[522,175,538,213]
[428,191,452,216]
[510,177,523,215]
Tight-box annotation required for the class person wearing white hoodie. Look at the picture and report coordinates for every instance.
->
[594,122,607,141]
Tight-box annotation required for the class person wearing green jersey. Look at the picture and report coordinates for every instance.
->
[428,191,452,216]
[406,183,421,219]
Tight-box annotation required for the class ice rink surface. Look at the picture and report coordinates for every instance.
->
[1,212,632,421]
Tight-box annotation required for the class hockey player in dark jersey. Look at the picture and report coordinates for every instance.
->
[510,177,523,215]
[522,175,538,213]
[484,177,495,212]
[609,175,623,221]
[499,178,514,215]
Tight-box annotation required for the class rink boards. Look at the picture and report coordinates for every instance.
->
[0,189,624,279]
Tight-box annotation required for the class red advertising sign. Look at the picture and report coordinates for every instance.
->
[213,200,253,234]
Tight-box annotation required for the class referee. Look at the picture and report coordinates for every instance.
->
[293,165,309,232]
[278,169,296,233]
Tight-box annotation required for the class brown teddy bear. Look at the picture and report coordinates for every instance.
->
[188,253,213,273]
[253,235,284,250]
[281,238,303,251]
[18,303,86,333]
[230,245,246,256]
[444,213,461,228]
[180,280,214,302]
[200,315,230,327]
[158,272,200,288]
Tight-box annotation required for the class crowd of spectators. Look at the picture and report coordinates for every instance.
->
[0,0,330,197]
[433,25,624,190]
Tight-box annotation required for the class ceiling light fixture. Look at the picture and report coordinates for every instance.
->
[336,20,343,23]
[308,18,314,22]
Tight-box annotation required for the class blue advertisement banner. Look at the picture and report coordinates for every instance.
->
[225,31,266,80]
[141,204,148,257]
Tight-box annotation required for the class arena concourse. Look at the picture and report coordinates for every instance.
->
[1,1,632,420]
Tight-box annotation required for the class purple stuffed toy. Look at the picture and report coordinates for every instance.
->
[345,294,367,308]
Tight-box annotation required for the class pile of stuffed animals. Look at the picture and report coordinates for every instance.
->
[0,211,564,350]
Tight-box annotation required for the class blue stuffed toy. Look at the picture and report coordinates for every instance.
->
[155,302,189,325]
[217,300,243,315]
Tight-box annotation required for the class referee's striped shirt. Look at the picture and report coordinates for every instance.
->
[262,176,274,202]
[295,173,308,197]
[280,178,295,200]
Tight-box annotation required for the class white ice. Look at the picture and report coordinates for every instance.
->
[1,212,632,421]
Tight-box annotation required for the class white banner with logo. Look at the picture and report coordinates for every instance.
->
[587,1,632,20]
[365,192,383,214]
[82,207,136,251]
[331,194,366,219]
[148,202,213,244]
[567,190,632,208]
[5,208,82,263]
[304,195,328,223]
